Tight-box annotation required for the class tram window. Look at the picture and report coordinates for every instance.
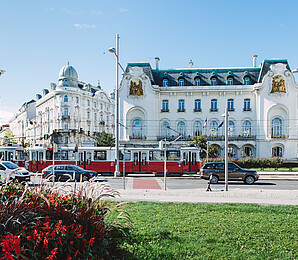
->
[87,152,92,165]
[32,152,37,161]
[61,152,68,160]
[142,153,147,165]
[192,153,196,165]
[68,152,76,160]
[79,153,83,164]
[0,152,3,160]
[167,151,180,161]
[149,150,163,161]
[119,151,124,161]
[9,152,14,161]
[133,153,138,165]
[94,151,107,160]
[183,152,188,165]
[46,150,53,160]
[16,151,24,160]
[124,151,131,161]
[39,152,43,161]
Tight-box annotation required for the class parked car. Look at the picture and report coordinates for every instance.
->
[42,165,99,182]
[200,162,259,184]
[0,161,31,183]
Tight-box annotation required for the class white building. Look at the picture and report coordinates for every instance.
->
[10,64,115,148]
[119,57,298,159]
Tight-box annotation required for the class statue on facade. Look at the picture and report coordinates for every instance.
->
[129,78,143,96]
[271,75,286,93]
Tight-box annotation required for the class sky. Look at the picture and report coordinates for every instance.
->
[1,0,298,124]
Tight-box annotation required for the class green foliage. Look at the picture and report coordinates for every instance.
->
[97,131,115,147]
[0,182,132,259]
[191,135,219,159]
[124,202,298,259]
[2,129,17,145]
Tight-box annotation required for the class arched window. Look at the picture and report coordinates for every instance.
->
[178,78,185,86]
[194,99,201,111]
[228,145,237,158]
[64,95,68,102]
[244,76,250,85]
[132,119,143,137]
[210,121,218,136]
[227,99,234,110]
[243,146,253,157]
[194,77,201,86]
[76,97,79,104]
[211,77,217,86]
[272,118,282,137]
[163,78,169,87]
[211,99,217,111]
[177,121,186,136]
[272,146,283,157]
[193,121,202,136]
[227,77,233,85]
[63,107,68,117]
[243,121,251,137]
[228,121,235,136]
[161,122,170,137]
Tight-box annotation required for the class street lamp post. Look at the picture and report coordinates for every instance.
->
[109,34,120,177]
[223,107,228,191]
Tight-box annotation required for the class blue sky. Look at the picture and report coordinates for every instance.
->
[1,0,298,124]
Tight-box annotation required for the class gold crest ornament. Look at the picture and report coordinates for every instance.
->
[271,75,286,93]
[129,78,143,96]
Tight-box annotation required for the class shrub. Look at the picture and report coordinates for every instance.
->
[0,180,133,259]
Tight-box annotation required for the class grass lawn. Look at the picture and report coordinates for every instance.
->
[117,202,297,259]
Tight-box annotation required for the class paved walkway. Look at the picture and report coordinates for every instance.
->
[114,178,298,205]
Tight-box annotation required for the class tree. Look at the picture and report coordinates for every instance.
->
[2,129,17,145]
[191,134,219,159]
[96,131,115,147]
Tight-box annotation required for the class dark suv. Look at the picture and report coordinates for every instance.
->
[200,162,259,184]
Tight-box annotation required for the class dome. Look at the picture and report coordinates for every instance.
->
[58,64,78,80]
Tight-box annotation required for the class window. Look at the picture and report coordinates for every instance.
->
[244,77,250,85]
[211,99,217,110]
[227,77,233,85]
[194,99,201,111]
[178,99,185,111]
[94,113,97,121]
[177,121,186,136]
[244,98,251,110]
[272,118,282,137]
[243,146,253,157]
[87,111,90,119]
[65,136,69,144]
[211,77,217,86]
[178,78,185,86]
[161,122,170,137]
[63,108,68,117]
[243,121,251,136]
[227,99,234,110]
[228,121,235,136]
[64,95,68,102]
[132,119,143,137]
[194,78,201,86]
[87,100,90,107]
[94,102,96,108]
[228,146,237,157]
[210,121,218,136]
[162,100,169,111]
[163,79,168,87]
[272,146,283,157]
[94,151,107,160]
[76,97,79,104]
[64,123,69,130]
[193,121,202,136]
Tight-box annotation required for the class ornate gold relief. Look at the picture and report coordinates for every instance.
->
[129,77,143,96]
[271,75,286,93]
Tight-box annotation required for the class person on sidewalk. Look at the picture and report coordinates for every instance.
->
[206,174,213,191]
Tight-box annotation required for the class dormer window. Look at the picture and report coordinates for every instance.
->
[244,76,250,85]
[211,77,217,86]
[163,78,169,87]
[227,77,233,86]
[64,95,68,102]
[76,97,79,104]
[194,77,201,86]
[178,78,185,86]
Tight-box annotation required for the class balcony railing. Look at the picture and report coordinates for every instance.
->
[243,108,252,111]
[161,109,169,112]
[156,135,193,141]
[129,135,146,140]
[177,109,185,112]
[193,109,202,112]
[271,135,287,139]
[206,135,256,141]
[61,115,70,120]
[210,108,218,112]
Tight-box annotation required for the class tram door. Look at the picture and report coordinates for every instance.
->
[31,151,44,172]
[132,151,148,173]
[78,151,92,170]
[182,151,197,173]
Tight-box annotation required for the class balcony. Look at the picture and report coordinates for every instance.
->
[61,115,70,120]
[243,108,252,111]
[228,108,235,111]
[193,109,202,112]
[210,109,218,112]
[161,109,169,112]
[207,135,256,141]
[129,135,146,140]
[156,135,193,141]
[177,109,185,112]
[271,135,287,139]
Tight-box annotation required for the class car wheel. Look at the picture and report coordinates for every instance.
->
[245,175,255,185]
[82,175,89,182]
[210,175,219,184]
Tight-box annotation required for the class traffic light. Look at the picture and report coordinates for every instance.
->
[75,146,78,152]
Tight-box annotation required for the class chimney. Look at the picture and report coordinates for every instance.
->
[189,59,193,68]
[155,57,160,70]
[252,55,258,67]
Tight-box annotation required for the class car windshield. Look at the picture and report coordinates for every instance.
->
[45,166,53,171]
[2,162,19,169]
[73,166,85,171]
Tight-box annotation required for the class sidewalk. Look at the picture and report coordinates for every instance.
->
[116,188,298,205]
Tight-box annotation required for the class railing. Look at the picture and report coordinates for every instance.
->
[193,109,202,112]
[161,109,169,112]
[177,109,185,112]
[61,115,70,120]
[210,109,218,112]
[129,135,146,140]
[156,135,192,141]
[207,135,256,141]
[271,135,287,139]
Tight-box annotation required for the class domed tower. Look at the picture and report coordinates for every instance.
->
[58,64,78,87]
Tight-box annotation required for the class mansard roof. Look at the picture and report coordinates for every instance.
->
[125,59,292,86]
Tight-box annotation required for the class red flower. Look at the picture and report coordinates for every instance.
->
[70,241,74,246]
[55,220,66,234]
[88,237,95,247]
[74,249,80,257]
[26,236,32,241]
[45,248,58,260]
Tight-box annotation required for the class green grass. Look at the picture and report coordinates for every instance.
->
[117,202,298,259]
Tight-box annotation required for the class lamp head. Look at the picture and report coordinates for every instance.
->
[292,68,298,73]
[108,47,116,54]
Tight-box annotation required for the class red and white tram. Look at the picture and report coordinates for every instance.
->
[0,146,27,167]
[28,146,202,175]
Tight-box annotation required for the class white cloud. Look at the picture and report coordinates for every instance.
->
[0,110,14,124]
[119,8,129,12]
[74,24,97,29]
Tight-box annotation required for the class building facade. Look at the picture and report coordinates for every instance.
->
[9,65,115,148]
[119,57,298,159]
